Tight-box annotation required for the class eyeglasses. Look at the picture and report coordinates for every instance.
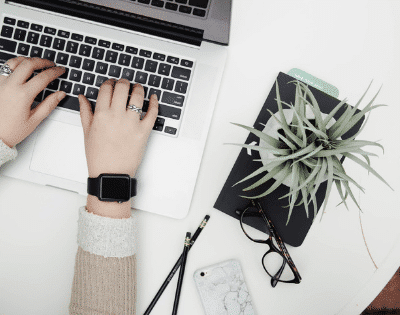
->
[236,199,301,287]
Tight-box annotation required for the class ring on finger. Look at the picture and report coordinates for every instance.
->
[127,104,143,115]
[0,63,13,77]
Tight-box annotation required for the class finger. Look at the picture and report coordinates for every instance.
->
[0,56,27,85]
[29,90,66,125]
[111,78,130,114]
[78,94,94,137]
[95,78,116,114]
[8,57,56,86]
[141,93,159,129]
[25,66,65,96]
[127,83,145,120]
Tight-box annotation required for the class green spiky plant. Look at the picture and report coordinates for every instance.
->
[230,80,393,225]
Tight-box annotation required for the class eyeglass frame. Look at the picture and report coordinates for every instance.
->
[237,199,302,287]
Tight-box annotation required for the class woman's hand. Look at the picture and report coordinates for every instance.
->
[0,57,66,148]
[79,78,159,219]
[79,78,159,178]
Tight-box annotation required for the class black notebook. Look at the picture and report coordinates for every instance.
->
[214,72,364,247]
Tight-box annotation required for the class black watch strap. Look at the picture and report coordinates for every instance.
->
[87,175,137,198]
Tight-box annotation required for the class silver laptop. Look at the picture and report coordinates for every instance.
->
[0,0,230,219]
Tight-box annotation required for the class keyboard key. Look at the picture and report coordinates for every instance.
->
[82,72,96,85]
[153,53,165,61]
[59,67,69,79]
[112,43,124,51]
[165,2,178,10]
[135,71,148,84]
[1,25,14,38]
[142,100,149,111]
[153,124,163,132]
[71,33,84,41]
[92,47,105,60]
[167,56,179,64]
[4,17,16,26]
[189,0,209,8]
[179,5,192,14]
[85,36,97,45]
[180,59,193,68]
[105,50,118,63]
[145,60,158,73]
[95,75,108,87]
[17,43,30,56]
[39,35,53,48]
[148,74,161,87]
[193,8,206,17]
[0,51,16,63]
[60,80,73,94]
[0,38,17,53]
[165,126,177,135]
[69,69,82,82]
[159,104,181,120]
[66,41,79,54]
[158,63,171,76]
[47,78,60,90]
[149,88,161,100]
[57,30,70,38]
[13,29,27,41]
[161,78,174,91]
[56,52,69,65]
[126,46,138,55]
[17,20,29,29]
[175,80,188,94]
[95,62,108,74]
[43,49,56,61]
[108,65,122,78]
[139,49,152,58]
[53,38,66,50]
[43,28,56,36]
[162,91,184,106]
[176,0,187,3]
[31,24,43,32]
[27,32,40,44]
[138,0,151,4]
[57,94,80,111]
[121,68,135,81]
[118,53,132,67]
[69,55,82,68]
[171,66,191,81]
[99,40,111,48]
[151,0,164,7]
[79,44,92,57]
[132,57,144,69]
[30,46,43,58]
[85,87,99,100]
[73,83,86,95]
[82,59,95,71]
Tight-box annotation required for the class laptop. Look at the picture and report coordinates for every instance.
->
[0,0,230,219]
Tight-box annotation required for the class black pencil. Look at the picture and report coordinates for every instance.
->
[143,215,210,315]
[172,232,191,315]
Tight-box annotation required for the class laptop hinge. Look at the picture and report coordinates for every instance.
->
[6,0,204,46]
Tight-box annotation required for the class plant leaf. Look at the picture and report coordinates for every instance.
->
[243,162,289,191]
[226,143,292,156]
[231,123,282,148]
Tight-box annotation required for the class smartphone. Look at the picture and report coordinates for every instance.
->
[193,259,256,315]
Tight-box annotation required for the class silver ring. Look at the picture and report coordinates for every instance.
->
[127,104,143,115]
[0,64,13,77]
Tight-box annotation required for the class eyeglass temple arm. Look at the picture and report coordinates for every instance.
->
[271,260,286,288]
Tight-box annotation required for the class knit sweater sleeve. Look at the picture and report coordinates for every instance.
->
[69,207,137,314]
[0,139,17,167]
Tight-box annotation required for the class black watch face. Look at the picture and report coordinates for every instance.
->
[100,176,130,201]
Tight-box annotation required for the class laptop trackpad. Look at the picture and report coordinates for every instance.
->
[30,119,88,183]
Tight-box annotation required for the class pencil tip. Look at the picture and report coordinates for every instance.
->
[186,232,191,238]
[205,215,210,221]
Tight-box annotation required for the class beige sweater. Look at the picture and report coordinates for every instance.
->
[0,140,136,314]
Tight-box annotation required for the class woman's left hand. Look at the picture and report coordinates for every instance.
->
[0,56,66,148]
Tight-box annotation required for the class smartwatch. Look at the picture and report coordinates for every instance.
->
[87,173,137,203]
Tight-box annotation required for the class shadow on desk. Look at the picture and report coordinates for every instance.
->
[361,267,400,315]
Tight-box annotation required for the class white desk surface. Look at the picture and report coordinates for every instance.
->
[1,1,400,314]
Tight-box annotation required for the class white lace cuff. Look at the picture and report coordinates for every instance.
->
[0,139,17,167]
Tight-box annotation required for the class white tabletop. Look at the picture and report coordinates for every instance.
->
[1,1,400,314]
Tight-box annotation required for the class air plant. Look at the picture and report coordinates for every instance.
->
[230,80,392,225]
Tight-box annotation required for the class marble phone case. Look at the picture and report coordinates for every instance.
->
[193,259,255,315]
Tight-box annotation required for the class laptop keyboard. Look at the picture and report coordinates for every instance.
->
[131,0,210,19]
[0,15,196,137]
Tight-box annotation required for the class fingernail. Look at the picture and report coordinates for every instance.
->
[58,91,66,101]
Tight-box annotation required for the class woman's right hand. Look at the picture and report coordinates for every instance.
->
[78,78,158,179]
